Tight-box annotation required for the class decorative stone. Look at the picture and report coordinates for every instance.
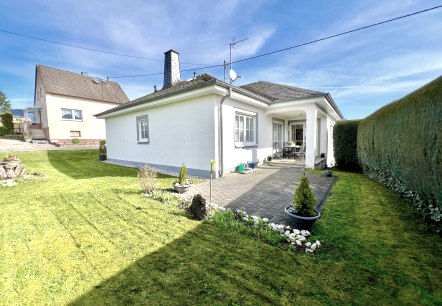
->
[305,248,314,254]
[218,206,226,212]
[277,224,285,229]
[5,169,16,179]
[311,243,317,250]
[284,230,291,236]
[301,230,311,237]
[2,180,16,187]
[305,242,312,248]
[293,229,301,235]
[262,218,269,223]
[295,240,303,246]
[296,235,306,242]
[189,194,210,220]
[316,240,321,248]
[285,225,291,230]
[14,164,26,177]
[0,167,6,180]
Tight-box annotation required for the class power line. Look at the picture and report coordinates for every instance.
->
[107,5,442,79]
[233,5,442,64]
[0,28,207,66]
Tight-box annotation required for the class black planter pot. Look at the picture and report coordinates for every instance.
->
[284,207,321,229]
[99,154,107,161]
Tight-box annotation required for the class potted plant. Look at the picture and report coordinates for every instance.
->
[323,169,333,177]
[173,163,192,193]
[2,154,21,167]
[284,174,321,229]
[98,140,107,161]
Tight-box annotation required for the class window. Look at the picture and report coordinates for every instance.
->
[70,131,81,137]
[61,109,82,121]
[28,111,35,123]
[290,124,304,145]
[234,112,256,146]
[136,115,149,143]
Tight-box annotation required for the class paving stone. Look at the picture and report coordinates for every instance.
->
[192,166,336,225]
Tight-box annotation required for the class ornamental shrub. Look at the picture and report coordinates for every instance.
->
[98,140,107,156]
[0,113,13,134]
[358,76,442,234]
[178,163,187,186]
[138,164,158,195]
[333,120,361,171]
[293,175,317,217]
[72,138,80,144]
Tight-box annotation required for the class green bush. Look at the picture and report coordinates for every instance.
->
[71,138,80,144]
[358,76,442,233]
[0,113,13,134]
[292,175,316,217]
[333,120,361,171]
[0,126,8,136]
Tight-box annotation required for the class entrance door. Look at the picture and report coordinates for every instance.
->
[290,123,304,145]
[272,122,283,151]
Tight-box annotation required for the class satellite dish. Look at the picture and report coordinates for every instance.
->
[229,69,238,82]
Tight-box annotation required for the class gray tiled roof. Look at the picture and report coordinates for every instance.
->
[37,65,129,104]
[96,74,343,119]
[11,109,24,117]
[240,81,326,104]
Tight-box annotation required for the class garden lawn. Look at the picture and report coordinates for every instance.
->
[1,150,441,305]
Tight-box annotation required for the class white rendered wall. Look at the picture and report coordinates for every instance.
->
[105,95,216,174]
[45,94,118,141]
[219,99,273,174]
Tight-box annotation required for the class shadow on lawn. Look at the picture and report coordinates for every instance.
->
[69,222,295,305]
[46,150,138,179]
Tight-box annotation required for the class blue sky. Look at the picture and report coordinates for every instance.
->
[1,0,441,119]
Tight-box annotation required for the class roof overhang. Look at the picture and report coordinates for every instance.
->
[266,95,343,121]
[96,82,271,119]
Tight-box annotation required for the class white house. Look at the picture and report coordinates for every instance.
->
[96,50,344,178]
[25,65,129,143]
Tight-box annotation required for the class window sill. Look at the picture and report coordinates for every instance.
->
[61,119,83,122]
[137,141,149,144]
[234,143,258,148]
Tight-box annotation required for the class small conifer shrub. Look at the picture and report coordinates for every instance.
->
[292,175,317,217]
[178,163,187,186]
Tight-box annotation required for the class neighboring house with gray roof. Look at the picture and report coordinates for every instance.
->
[96,50,344,178]
[25,65,129,143]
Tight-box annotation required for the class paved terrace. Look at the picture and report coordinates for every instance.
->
[191,164,336,225]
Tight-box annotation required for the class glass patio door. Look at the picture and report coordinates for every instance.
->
[272,122,283,150]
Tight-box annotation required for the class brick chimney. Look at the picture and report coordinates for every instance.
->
[163,50,181,89]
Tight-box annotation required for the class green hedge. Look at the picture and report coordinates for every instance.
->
[358,76,442,233]
[0,126,8,136]
[333,120,361,171]
[0,112,13,134]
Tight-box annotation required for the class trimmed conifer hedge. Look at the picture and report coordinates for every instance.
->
[333,120,361,171]
[357,76,442,233]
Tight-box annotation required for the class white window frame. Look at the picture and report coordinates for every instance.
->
[136,115,149,144]
[234,111,257,147]
[61,108,83,121]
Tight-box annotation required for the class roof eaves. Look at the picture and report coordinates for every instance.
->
[96,78,218,117]
[325,93,345,119]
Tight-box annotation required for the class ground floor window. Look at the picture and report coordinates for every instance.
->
[234,112,256,146]
[70,130,81,137]
[136,115,149,143]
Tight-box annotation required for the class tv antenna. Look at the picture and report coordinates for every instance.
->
[225,37,248,83]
